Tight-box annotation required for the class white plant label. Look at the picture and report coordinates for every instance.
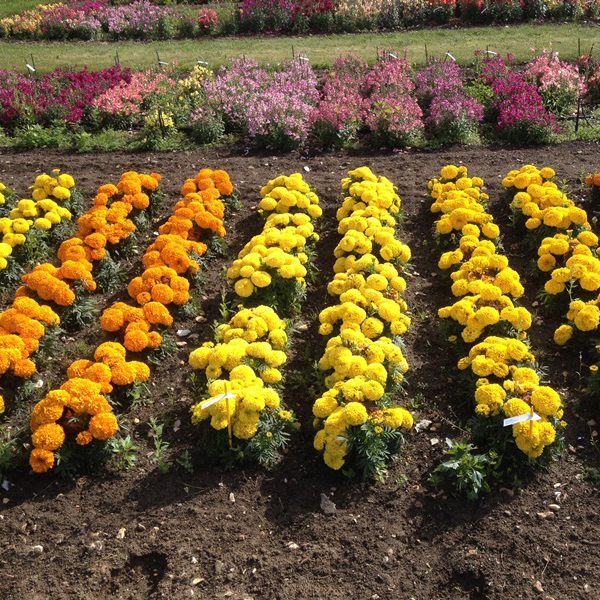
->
[201,393,236,409]
[503,413,541,427]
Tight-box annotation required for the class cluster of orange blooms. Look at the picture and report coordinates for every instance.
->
[100,169,230,353]
[0,172,160,388]
[29,341,151,473]
[28,168,233,473]
[22,172,161,305]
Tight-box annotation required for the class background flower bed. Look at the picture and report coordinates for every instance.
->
[1,0,600,39]
[1,50,597,151]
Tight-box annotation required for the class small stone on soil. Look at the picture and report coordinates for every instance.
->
[320,493,337,515]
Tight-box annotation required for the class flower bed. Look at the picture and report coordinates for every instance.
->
[188,173,320,467]
[0,171,161,410]
[1,0,599,40]
[312,166,413,480]
[430,164,564,462]
[28,168,231,473]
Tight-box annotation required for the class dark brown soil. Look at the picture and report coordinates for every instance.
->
[0,143,599,600]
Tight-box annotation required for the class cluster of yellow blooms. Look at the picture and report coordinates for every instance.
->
[189,306,289,439]
[434,167,530,343]
[432,165,564,459]
[28,168,232,473]
[228,174,322,304]
[189,174,315,448]
[503,164,600,345]
[0,170,75,272]
[430,165,499,242]
[313,167,413,472]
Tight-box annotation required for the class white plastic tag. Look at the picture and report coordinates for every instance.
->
[201,393,236,409]
[503,413,541,427]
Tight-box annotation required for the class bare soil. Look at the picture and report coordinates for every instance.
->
[0,143,599,600]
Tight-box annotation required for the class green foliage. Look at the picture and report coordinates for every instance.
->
[11,122,75,150]
[429,438,498,500]
[110,381,150,410]
[109,234,139,260]
[73,129,130,153]
[342,421,405,481]
[32,325,62,369]
[149,417,172,473]
[95,255,128,293]
[60,285,99,331]
[582,466,600,487]
[194,409,295,469]
[107,434,139,471]
[147,333,178,366]
[54,440,111,478]
[0,426,26,480]
[176,449,194,473]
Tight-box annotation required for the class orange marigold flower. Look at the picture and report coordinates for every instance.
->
[54,285,76,307]
[130,361,151,381]
[67,359,95,379]
[125,320,150,333]
[94,342,126,362]
[147,331,162,348]
[132,193,150,210]
[85,395,112,416]
[136,292,152,305]
[32,423,65,451]
[110,362,137,386]
[0,395,4,414]
[124,330,149,353]
[150,283,174,305]
[172,291,190,305]
[100,307,125,332]
[84,362,113,384]
[181,180,197,196]
[217,180,233,196]
[84,232,106,249]
[117,179,141,196]
[89,412,118,441]
[29,448,55,473]
[61,377,102,400]
[97,184,118,197]
[89,247,106,261]
[143,250,162,268]
[76,431,93,446]
[13,358,37,377]
[94,193,109,206]
[127,277,145,299]
[143,301,173,326]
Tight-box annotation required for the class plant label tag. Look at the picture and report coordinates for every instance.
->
[201,393,236,409]
[446,52,456,61]
[503,413,541,427]
[158,60,168,66]
[389,53,397,59]
[26,64,35,72]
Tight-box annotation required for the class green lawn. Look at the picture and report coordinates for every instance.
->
[0,23,598,72]
[0,0,42,19]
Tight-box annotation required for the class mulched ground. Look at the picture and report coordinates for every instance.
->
[0,142,599,600]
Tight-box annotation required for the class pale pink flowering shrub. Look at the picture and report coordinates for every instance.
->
[525,50,586,117]
[204,57,319,150]
[94,70,175,127]
[361,54,423,147]
[309,54,369,148]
